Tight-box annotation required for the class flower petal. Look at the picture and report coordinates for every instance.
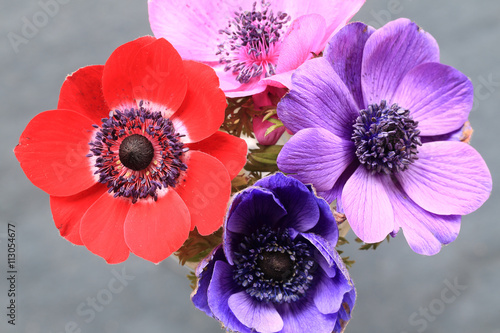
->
[392,62,473,136]
[192,245,226,316]
[186,131,247,180]
[175,150,231,235]
[277,128,355,192]
[254,173,320,232]
[124,189,190,264]
[208,261,250,333]
[148,0,238,62]
[102,36,156,110]
[277,57,359,139]
[129,38,188,114]
[342,166,394,243]
[228,291,284,333]
[171,60,226,142]
[50,183,107,246]
[313,266,351,315]
[276,297,337,333]
[307,189,339,245]
[226,187,287,235]
[324,22,375,109]
[80,193,131,264]
[384,181,461,255]
[362,18,440,104]
[253,114,286,146]
[276,14,326,74]
[14,110,96,196]
[58,65,109,124]
[215,65,268,98]
[396,141,492,215]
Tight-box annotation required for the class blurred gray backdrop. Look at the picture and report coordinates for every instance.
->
[1,0,499,332]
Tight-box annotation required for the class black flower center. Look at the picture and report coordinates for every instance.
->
[233,227,316,304]
[217,0,291,83]
[352,100,422,174]
[257,251,293,282]
[119,134,154,171]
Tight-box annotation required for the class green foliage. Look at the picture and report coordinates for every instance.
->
[356,235,391,250]
[245,144,283,172]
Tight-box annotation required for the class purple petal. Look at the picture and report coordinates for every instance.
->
[226,188,287,234]
[223,187,288,265]
[342,166,395,243]
[392,62,473,136]
[254,173,320,232]
[317,162,358,213]
[192,246,226,316]
[362,18,440,104]
[277,57,360,139]
[313,266,352,315]
[300,233,336,267]
[307,190,339,245]
[275,297,337,333]
[384,182,461,255]
[324,22,375,108]
[396,141,492,215]
[277,128,355,192]
[228,291,284,333]
[207,261,250,333]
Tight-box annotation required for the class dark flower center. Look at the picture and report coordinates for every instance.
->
[233,226,316,304]
[257,251,293,282]
[217,0,291,83]
[87,101,188,203]
[118,134,154,171]
[352,100,421,174]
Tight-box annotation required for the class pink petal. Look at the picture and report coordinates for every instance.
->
[276,14,326,74]
[396,141,492,215]
[342,166,394,243]
[124,189,191,264]
[80,192,131,264]
[148,0,245,62]
[362,18,440,105]
[392,62,473,136]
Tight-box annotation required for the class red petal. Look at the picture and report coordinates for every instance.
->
[124,190,190,264]
[186,131,247,179]
[50,183,107,245]
[102,36,156,109]
[129,38,188,115]
[171,60,226,143]
[14,110,97,196]
[175,151,231,235]
[58,65,109,124]
[80,192,131,264]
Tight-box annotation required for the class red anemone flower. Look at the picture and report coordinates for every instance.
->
[14,36,247,264]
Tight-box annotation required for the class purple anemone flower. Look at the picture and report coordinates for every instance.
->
[148,0,365,97]
[192,173,355,333]
[276,19,492,255]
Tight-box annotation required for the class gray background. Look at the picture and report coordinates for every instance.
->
[0,0,499,332]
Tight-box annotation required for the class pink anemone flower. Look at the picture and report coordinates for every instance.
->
[148,0,365,97]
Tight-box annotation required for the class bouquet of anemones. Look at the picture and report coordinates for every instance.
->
[14,1,492,332]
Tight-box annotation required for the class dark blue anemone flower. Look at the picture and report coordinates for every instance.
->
[191,173,355,333]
